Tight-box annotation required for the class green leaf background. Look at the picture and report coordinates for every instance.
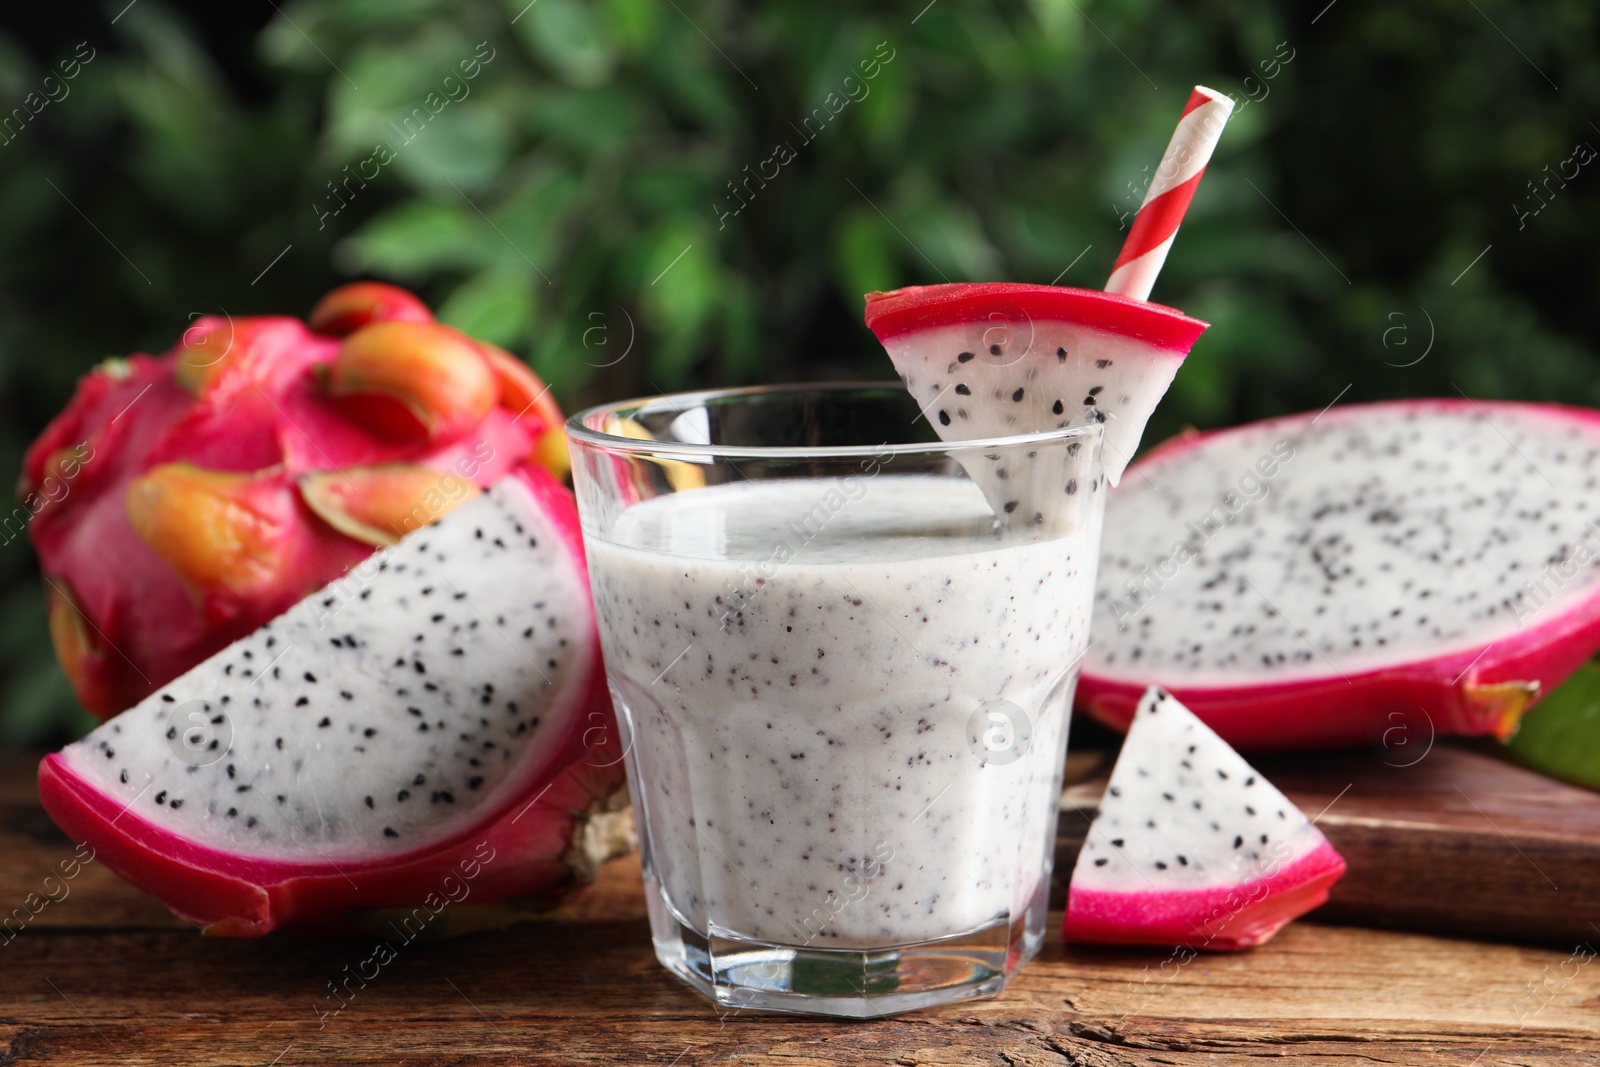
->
[1,0,1597,742]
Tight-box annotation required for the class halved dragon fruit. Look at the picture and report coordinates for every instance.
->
[1065,687,1346,949]
[1079,399,1600,749]
[37,464,631,937]
[863,283,1207,500]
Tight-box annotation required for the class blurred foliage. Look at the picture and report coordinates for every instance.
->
[0,0,1598,741]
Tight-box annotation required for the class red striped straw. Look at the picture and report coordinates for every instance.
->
[1105,85,1234,302]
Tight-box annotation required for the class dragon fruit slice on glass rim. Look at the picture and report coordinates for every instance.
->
[1066,686,1346,950]
[38,464,631,937]
[21,281,568,719]
[862,283,1208,508]
[1079,399,1600,749]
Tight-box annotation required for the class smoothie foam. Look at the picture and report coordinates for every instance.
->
[588,475,1098,947]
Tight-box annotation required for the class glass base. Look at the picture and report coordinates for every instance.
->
[648,887,1043,1018]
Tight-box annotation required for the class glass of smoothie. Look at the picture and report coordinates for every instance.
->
[567,384,1105,1017]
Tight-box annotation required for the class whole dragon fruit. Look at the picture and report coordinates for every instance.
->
[21,282,568,718]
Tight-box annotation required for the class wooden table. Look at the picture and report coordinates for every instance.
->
[4,749,1598,1066]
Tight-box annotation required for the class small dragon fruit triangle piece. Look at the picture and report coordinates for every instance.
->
[1065,686,1346,950]
[863,283,1207,492]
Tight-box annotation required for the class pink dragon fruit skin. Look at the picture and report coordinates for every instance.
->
[22,283,565,718]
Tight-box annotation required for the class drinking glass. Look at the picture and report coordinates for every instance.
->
[567,384,1105,1017]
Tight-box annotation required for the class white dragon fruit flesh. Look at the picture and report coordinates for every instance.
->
[1065,687,1345,949]
[1078,399,1600,749]
[37,465,630,936]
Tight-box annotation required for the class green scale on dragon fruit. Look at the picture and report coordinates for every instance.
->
[38,466,627,936]
[864,283,1208,524]
[1078,399,1600,749]
[1065,687,1345,950]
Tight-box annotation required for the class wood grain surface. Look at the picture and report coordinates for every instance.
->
[4,749,1600,1066]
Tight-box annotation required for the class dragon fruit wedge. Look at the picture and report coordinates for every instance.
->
[1065,687,1346,950]
[37,464,631,937]
[21,281,569,718]
[863,283,1207,509]
[1079,399,1600,750]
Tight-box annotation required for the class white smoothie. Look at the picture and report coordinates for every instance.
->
[588,475,1097,948]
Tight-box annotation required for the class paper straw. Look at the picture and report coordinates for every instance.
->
[1105,85,1234,301]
